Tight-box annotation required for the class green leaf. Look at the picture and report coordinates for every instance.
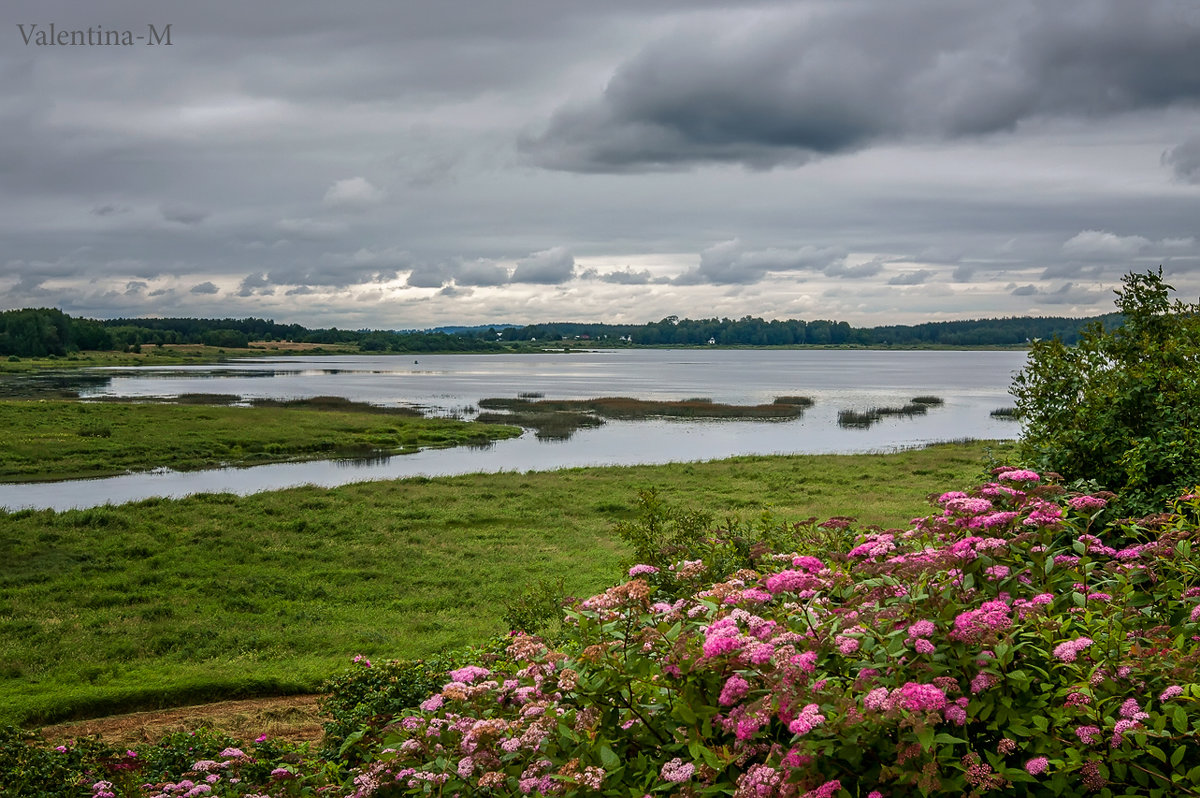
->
[917,725,935,752]
[598,744,620,770]
[337,728,366,758]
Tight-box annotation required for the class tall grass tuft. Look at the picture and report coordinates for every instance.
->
[773,396,815,407]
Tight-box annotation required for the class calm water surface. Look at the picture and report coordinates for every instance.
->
[0,349,1026,511]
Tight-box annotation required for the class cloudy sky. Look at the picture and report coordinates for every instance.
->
[3,0,1200,329]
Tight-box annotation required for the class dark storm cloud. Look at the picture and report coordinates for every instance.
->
[1008,282,1103,305]
[675,240,845,285]
[523,0,1200,172]
[1163,136,1200,183]
[237,273,274,297]
[887,269,934,286]
[3,0,1199,325]
[599,268,654,285]
[91,204,131,217]
[823,258,883,280]
[406,262,452,289]
[455,259,511,287]
[510,247,576,284]
[405,258,511,288]
[160,204,210,225]
[265,261,403,289]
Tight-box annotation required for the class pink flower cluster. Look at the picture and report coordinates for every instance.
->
[997,468,1041,482]
[906,619,937,654]
[1052,637,1094,662]
[660,758,695,783]
[1160,685,1184,702]
[788,703,826,736]
[448,665,491,684]
[1068,495,1108,512]
[719,674,750,706]
[862,682,949,715]
[950,600,1011,643]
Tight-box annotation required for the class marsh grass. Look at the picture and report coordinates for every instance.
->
[772,395,815,407]
[172,393,242,405]
[836,409,878,428]
[478,396,806,420]
[247,395,420,416]
[474,409,604,440]
[837,401,935,428]
[909,395,944,405]
[0,441,1001,727]
[990,406,1019,419]
[0,399,519,482]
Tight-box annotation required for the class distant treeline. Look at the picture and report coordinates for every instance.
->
[0,309,504,357]
[475,314,1122,347]
[0,307,1121,358]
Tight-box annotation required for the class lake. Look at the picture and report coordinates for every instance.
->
[0,349,1026,511]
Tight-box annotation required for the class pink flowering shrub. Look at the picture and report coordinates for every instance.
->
[10,477,1200,797]
[326,476,1200,797]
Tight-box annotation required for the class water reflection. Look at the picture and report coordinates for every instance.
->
[0,370,112,399]
[0,350,1027,511]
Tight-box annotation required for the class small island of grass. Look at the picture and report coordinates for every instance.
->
[0,399,521,483]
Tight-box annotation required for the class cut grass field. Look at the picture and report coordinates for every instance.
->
[0,440,1007,727]
[0,399,521,482]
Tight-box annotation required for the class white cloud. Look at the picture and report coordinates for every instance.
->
[323,177,386,209]
[1062,230,1151,259]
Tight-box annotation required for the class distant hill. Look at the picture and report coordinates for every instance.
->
[412,324,522,335]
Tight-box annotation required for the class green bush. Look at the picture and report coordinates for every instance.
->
[9,473,1200,796]
[354,471,1200,796]
[0,725,111,798]
[1013,268,1200,513]
[318,647,501,763]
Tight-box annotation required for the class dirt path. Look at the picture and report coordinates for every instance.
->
[37,695,327,748]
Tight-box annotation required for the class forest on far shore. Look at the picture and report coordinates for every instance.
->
[0,306,1120,358]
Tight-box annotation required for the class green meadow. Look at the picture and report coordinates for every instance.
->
[0,440,1002,727]
[0,399,521,482]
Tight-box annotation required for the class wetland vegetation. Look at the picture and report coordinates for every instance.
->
[0,399,520,482]
[0,441,996,727]
[475,395,816,439]
[5,272,1197,796]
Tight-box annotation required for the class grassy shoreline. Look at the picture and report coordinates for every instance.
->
[0,342,1031,374]
[0,440,1006,727]
[0,399,521,483]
